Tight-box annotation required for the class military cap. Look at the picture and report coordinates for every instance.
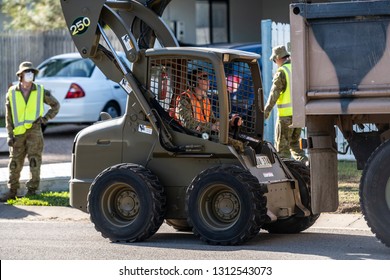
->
[269,45,290,61]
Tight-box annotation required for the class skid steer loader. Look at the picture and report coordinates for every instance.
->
[60,0,318,245]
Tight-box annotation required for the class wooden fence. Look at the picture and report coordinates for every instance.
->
[0,29,78,116]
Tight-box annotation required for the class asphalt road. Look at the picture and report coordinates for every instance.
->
[0,124,87,168]
[0,217,388,260]
[0,204,389,260]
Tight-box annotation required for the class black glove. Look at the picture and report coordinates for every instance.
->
[7,137,15,147]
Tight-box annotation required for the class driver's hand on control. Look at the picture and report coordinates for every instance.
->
[230,114,242,127]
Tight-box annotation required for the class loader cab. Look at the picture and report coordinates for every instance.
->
[145,47,264,146]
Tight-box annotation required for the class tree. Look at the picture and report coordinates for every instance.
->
[1,0,66,31]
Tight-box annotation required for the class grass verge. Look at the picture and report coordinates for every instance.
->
[6,191,70,207]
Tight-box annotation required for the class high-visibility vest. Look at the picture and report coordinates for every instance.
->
[276,63,293,117]
[175,90,211,123]
[8,84,44,135]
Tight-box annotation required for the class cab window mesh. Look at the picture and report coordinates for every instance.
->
[148,56,256,138]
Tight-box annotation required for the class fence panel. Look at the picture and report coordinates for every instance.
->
[0,30,78,117]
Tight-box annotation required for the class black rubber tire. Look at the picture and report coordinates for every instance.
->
[360,140,390,248]
[102,101,120,118]
[87,163,166,242]
[166,219,192,232]
[262,160,320,234]
[186,165,267,245]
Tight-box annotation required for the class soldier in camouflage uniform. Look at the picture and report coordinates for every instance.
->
[176,68,244,152]
[1,61,60,201]
[264,46,308,163]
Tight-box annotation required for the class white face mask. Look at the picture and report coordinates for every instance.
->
[23,71,34,83]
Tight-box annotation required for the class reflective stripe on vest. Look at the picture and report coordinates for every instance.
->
[9,84,44,135]
[276,63,292,117]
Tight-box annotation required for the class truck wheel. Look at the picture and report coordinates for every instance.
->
[262,160,320,234]
[186,165,267,245]
[166,219,192,232]
[87,163,166,242]
[360,140,390,247]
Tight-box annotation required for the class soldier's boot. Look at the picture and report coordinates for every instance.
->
[0,189,18,202]
[26,189,37,196]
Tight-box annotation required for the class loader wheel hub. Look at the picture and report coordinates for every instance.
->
[214,192,240,221]
[116,190,139,218]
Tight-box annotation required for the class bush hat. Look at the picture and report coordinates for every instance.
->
[270,45,290,61]
[16,61,39,76]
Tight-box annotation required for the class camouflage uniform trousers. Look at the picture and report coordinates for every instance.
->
[8,123,44,192]
[275,116,308,162]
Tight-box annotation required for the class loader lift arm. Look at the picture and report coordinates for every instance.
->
[60,0,178,83]
[61,0,179,139]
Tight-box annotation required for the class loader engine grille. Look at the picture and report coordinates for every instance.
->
[148,56,257,141]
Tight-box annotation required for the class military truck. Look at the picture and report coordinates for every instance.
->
[290,0,390,247]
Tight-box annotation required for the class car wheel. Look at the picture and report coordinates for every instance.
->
[102,101,120,118]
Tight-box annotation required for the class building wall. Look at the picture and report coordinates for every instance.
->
[0,0,291,44]
[164,0,291,45]
[163,0,197,44]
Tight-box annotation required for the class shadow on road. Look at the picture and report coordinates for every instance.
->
[0,203,41,219]
[114,226,390,260]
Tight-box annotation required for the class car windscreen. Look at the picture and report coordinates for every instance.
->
[37,57,95,78]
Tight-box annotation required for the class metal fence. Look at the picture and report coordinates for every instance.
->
[0,29,77,117]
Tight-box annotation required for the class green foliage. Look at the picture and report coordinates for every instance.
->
[1,0,66,31]
[6,191,70,206]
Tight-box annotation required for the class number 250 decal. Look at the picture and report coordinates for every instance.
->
[70,17,91,36]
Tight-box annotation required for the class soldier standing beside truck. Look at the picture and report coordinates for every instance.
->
[1,61,60,202]
[264,45,308,164]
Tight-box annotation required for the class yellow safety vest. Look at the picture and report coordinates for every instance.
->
[276,63,293,117]
[8,84,44,135]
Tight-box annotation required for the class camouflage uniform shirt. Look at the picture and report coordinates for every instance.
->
[264,61,289,119]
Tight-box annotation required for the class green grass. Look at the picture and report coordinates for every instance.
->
[6,191,69,206]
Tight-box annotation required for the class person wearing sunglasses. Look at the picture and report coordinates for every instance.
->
[176,69,219,132]
[176,68,244,152]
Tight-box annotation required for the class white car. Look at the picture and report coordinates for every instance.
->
[0,128,8,153]
[35,52,130,125]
